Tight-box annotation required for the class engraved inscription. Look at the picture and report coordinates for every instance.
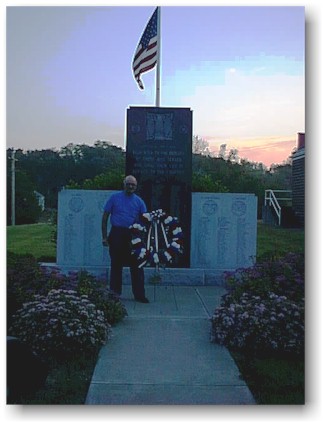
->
[69,196,84,213]
[63,214,77,262]
[217,217,230,265]
[236,217,247,266]
[131,146,186,177]
[83,214,95,265]
[146,112,173,141]
[232,200,246,216]
[202,200,218,216]
[180,124,188,134]
[197,218,211,266]
[131,123,141,134]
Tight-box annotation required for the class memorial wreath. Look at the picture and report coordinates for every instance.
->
[129,209,184,268]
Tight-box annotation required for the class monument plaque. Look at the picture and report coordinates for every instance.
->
[126,107,192,267]
[57,189,112,269]
[190,193,257,270]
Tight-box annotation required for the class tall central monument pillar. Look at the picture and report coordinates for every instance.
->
[126,106,192,267]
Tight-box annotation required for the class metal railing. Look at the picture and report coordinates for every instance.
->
[264,190,292,226]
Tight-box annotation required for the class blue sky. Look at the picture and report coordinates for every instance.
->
[6,3,305,165]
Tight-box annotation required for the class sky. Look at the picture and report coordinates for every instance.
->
[6,3,305,167]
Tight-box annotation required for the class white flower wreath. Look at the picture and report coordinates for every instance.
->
[129,209,184,268]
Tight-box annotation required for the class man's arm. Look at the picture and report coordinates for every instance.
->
[102,211,110,246]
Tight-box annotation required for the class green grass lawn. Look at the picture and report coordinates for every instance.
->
[257,222,304,259]
[7,223,56,261]
[232,352,304,404]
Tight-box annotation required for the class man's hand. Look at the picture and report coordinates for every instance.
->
[102,211,110,247]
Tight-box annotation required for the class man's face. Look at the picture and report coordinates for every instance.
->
[124,177,137,195]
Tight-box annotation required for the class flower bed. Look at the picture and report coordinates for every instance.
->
[211,292,304,354]
[224,252,304,302]
[211,253,304,356]
[7,252,127,361]
[10,289,110,360]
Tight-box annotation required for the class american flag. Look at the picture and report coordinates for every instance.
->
[132,7,158,90]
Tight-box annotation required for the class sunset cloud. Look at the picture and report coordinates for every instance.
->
[206,135,297,167]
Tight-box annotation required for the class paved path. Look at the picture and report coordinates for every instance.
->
[85,285,256,405]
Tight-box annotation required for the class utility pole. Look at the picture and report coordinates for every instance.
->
[11,149,16,226]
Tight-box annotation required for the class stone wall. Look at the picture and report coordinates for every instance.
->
[56,189,257,284]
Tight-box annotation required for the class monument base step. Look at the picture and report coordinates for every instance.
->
[40,263,229,286]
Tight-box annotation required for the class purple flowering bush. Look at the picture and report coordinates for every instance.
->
[211,253,304,355]
[7,253,127,327]
[68,270,128,325]
[211,293,304,355]
[7,253,128,359]
[10,289,111,360]
[224,253,304,302]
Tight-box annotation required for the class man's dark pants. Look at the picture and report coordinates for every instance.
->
[108,226,146,299]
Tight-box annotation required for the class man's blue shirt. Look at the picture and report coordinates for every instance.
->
[104,191,147,228]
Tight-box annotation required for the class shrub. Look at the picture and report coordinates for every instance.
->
[7,253,44,322]
[38,268,128,325]
[75,271,128,325]
[7,253,127,326]
[211,292,304,355]
[211,253,304,356]
[43,269,128,325]
[10,289,111,360]
[224,252,304,302]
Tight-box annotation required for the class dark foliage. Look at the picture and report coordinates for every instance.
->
[7,252,127,329]
[7,141,291,223]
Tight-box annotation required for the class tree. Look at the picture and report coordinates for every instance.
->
[66,169,124,190]
[192,135,211,156]
[7,169,42,225]
[228,148,239,163]
[218,144,227,160]
[192,173,228,192]
[7,142,126,208]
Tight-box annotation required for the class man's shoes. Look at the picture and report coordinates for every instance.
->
[135,297,149,303]
[110,291,121,300]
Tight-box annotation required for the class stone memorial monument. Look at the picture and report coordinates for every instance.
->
[126,106,192,267]
[52,7,258,285]
[55,190,257,285]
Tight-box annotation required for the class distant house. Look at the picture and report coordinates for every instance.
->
[262,132,304,228]
[34,191,45,211]
[291,133,305,226]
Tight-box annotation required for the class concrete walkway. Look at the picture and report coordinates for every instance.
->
[85,284,256,405]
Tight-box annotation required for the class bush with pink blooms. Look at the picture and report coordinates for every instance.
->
[10,289,111,360]
[211,253,304,356]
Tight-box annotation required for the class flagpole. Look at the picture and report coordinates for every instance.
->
[155,6,161,107]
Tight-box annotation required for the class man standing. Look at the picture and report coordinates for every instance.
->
[102,175,149,303]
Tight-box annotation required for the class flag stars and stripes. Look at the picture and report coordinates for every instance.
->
[132,7,158,90]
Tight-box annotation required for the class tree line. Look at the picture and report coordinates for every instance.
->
[7,139,292,224]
